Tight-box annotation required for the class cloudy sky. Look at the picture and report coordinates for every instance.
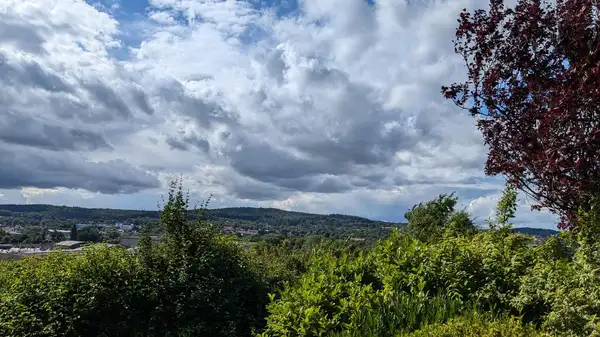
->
[0,0,559,228]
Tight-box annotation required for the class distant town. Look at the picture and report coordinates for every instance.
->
[0,221,264,259]
[0,204,557,260]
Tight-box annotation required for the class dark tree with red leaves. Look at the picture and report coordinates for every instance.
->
[442,0,600,230]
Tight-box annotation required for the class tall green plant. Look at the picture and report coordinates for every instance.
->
[404,193,476,242]
[137,178,269,336]
[488,183,518,230]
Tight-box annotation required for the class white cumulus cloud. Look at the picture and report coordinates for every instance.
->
[0,0,559,228]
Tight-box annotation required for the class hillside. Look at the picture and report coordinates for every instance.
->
[0,204,559,239]
[0,204,396,225]
[513,227,559,238]
[0,204,404,239]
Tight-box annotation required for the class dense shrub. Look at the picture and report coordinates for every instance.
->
[404,193,476,242]
[0,180,270,337]
[259,227,536,336]
[0,246,148,336]
[513,239,600,336]
[259,189,600,337]
[374,229,534,315]
[403,314,547,337]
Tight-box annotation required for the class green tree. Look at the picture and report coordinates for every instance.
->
[404,193,476,241]
[488,183,518,231]
[102,227,121,243]
[69,224,77,241]
[135,178,269,336]
[76,227,101,243]
[48,231,65,242]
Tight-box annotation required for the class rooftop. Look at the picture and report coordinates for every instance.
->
[55,240,86,246]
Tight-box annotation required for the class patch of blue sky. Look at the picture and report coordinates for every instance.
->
[87,0,148,22]
[86,0,198,60]
[88,0,375,58]
[247,0,300,18]
[85,0,152,59]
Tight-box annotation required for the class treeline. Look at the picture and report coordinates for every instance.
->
[0,204,398,228]
[0,203,557,242]
[0,203,405,240]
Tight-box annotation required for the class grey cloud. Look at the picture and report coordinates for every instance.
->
[81,80,133,119]
[455,187,505,206]
[271,175,353,194]
[272,61,423,167]
[0,144,160,194]
[167,53,437,196]
[308,177,351,193]
[0,16,47,55]
[0,112,111,152]
[264,49,286,83]
[0,54,72,93]
[166,134,210,153]
[230,184,290,200]
[0,0,166,197]
[131,88,155,115]
[227,140,347,181]
[166,136,190,151]
[45,84,147,124]
[156,80,239,128]
[218,175,293,201]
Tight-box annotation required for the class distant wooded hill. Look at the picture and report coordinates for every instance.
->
[0,204,397,225]
[0,204,558,238]
[0,205,404,235]
[513,227,559,237]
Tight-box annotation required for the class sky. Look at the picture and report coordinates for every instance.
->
[0,0,560,228]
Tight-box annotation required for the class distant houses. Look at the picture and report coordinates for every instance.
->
[54,240,86,250]
[220,226,259,236]
[76,222,135,233]
[237,229,259,236]
[48,229,71,235]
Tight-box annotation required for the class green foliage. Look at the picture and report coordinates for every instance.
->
[402,313,547,337]
[70,224,77,240]
[4,187,600,337]
[513,238,600,336]
[246,239,310,291]
[404,193,476,242]
[0,246,148,336]
[76,226,102,242]
[49,230,66,242]
[0,179,271,337]
[487,183,518,231]
[260,191,600,337]
[0,203,403,239]
[131,178,270,336]
[259,223,537,337]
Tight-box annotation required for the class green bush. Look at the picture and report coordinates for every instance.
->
[259,227,536,337]
[258,251,380,336]
[402,314,547,337]
[259,190,560,337]
[513,240,600,336]
[0,245,149,336]
[404,193,477,242]
[0,180,270,337]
